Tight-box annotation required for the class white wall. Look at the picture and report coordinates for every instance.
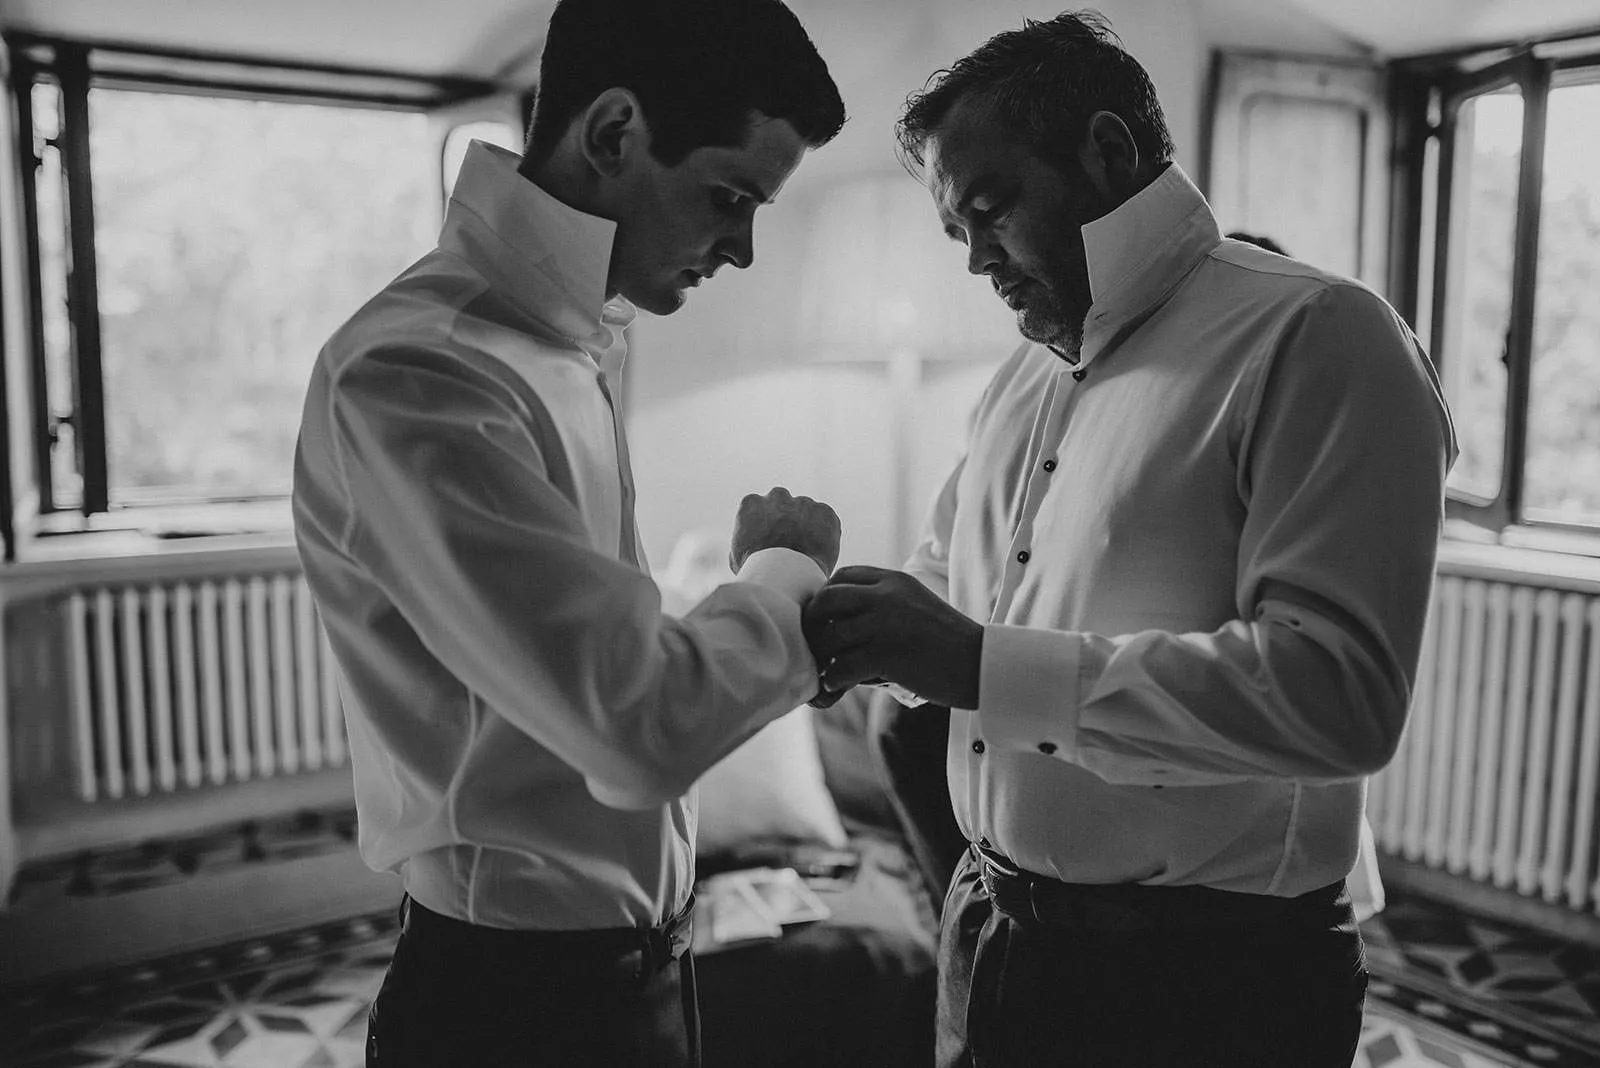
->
[626,0,1334,572]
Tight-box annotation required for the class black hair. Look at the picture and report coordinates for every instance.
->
[524,0,846,166]
[895,10,1173,178]
[1227,231,1289,256]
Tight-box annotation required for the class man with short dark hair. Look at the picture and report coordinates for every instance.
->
[293,1,846,1064]
[805,11,1454,1066]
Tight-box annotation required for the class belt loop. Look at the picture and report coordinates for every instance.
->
[1028,877,1043,926]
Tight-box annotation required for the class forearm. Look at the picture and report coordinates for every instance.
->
[977,599,1410,786]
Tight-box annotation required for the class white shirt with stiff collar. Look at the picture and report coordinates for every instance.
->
[908,163,1456,896]
[294,141,824,930]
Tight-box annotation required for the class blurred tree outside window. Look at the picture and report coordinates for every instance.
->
[1524,81,1600,526]
[1419,57,1600,539]
[86,89,439,504]
[1438,89,1520,504]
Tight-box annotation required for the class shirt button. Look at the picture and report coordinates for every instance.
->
[1016,550,1030,564]
[1072,368,1087,382]
[1037,742,1057,754]
[979,837,991,849]
[1042,459,1057,472]
[971,739,986,754]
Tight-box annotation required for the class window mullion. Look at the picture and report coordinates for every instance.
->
[56,44,108,515]
[1502,58,1550,529]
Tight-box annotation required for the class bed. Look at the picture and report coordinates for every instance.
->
[688,689,941,1068]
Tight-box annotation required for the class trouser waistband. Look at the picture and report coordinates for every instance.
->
[973,844,1349,935]
[399,893,695,975]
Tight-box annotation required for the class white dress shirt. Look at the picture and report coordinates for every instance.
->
[908,164,1456,896]
[294,142,823,930]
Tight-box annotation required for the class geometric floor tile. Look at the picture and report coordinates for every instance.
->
[0,910,394,1068]
[1363,890,1600,1067]
[2,883,1593,1068]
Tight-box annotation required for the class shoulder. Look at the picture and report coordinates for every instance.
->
[1206,241,1401,327]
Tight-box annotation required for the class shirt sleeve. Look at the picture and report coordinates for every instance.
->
[328,344,825,809]
[977,283,1457,785]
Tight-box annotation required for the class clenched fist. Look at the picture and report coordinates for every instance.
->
[730,487,841,576]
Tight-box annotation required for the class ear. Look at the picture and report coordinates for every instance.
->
[1079,110,1140,197]
[576,87,650,179]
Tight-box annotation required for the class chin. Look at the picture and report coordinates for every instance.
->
[630,286,687,316]
[1017,306,1084,353]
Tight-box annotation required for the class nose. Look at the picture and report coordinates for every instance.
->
[966,229,1001,277]
[717,219,755,271]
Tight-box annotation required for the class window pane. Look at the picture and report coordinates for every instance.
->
[89,90,439,503]
[32,81,82,508]
[1439,88,1521,503]
[1240,94,1364,276]
[1525,81,1600,526]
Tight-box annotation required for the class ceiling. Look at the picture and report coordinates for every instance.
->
[0,0,1595,86]
[1279,0,1600,56]
[0,0,558,84]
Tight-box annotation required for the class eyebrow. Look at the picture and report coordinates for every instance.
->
[727,176,778,205]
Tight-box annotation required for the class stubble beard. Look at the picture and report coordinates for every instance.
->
[1014,283,1088,361]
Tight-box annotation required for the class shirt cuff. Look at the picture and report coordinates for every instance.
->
[978,623,1083,745]
[735,547,827,603]
[866,680,929,707]
[584,777,670,811]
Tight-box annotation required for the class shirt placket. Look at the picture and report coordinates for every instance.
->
[593,370,641,570]
[968,366,1085,847]
[580,319,643,572]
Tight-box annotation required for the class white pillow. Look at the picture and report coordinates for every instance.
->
[694,705,850,857]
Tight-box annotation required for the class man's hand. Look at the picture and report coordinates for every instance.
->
[730,487,841,576]
[803,566,983,710]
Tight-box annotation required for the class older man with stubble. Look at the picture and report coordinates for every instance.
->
[804,11,1454,1067]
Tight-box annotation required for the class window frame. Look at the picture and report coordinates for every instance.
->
[1394,31,1600,545]
[3,33,502,522]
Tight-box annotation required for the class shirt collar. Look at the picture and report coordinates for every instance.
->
[441,140,636,353]
[1080,163,1221,348]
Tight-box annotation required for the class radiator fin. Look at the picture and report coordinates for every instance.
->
[64,574,348,800]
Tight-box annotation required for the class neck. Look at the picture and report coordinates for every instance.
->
[518,150,599,215]
[517,148,619,299]
[1122,160,1168,203]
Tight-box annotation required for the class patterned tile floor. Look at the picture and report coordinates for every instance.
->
[3,815,1599,1067]
[1359,891,1600,1067]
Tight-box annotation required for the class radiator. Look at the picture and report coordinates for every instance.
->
[65,574,347,802]
[1369,572,1600,911]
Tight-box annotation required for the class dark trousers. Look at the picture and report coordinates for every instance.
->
[367,895,700,1068]
[869,698,969,914]
[936,849,1368,1068]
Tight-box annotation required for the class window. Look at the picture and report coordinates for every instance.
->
[1205,53,1389,286]
[1525,80,1600,525]
[1400,40,1600,539]
[1437,86,1521,505]
[5,37,518,522]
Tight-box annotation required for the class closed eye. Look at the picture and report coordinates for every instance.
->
[971,197,1011,226]
[712,188,755,214]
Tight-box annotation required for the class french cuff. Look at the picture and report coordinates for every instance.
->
[977,624,1083,751]
[866,680,930,707]
[584,777,670,811]
[735,547,827,604]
